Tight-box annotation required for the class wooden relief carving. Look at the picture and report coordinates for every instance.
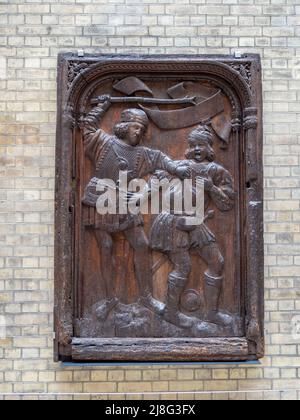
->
[55,54,264,362]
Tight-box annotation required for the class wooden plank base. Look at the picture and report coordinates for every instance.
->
[72,337,249,362]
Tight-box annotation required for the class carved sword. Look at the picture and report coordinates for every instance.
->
[91,96,197,106]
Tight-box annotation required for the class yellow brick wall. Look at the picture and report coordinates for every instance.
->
[0,0,300,400]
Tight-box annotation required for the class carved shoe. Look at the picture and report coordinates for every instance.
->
[164,309,194,329]
[139,294,166,316]
[206,310,232,327]
[204,273,232,326]
[94,297,119,321]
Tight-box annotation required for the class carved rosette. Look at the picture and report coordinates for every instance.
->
[67,60,97,91]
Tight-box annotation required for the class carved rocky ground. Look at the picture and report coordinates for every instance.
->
[75,302,241,339]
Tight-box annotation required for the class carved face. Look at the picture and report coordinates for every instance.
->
[124,122,146,146]
[188,138,210,162]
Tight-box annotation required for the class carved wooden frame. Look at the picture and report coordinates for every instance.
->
[55,54,264,362]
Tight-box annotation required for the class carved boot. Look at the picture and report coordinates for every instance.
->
[164,274,194,329]
[94,297,119,322]
[135,253,165,315]
[139,293,165,316]
[204,273,231,326]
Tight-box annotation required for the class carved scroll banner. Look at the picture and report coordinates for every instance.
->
[55,54,264,362]
[140,90,224,130]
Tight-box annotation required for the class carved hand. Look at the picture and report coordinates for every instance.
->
[154,170,168,181]
[124,187,149,206]
[126,191,142,204]
[175,165,191,180]
[96,94,111,105]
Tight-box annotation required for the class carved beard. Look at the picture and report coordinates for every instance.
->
[125,133,142,146]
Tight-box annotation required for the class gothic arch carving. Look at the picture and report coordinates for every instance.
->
[64,57,255,116]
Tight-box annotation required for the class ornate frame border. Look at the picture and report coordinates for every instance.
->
[55,54,264,362]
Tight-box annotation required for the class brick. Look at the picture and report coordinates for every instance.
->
[231,6,262,15]
[166,27,197,37]
[84,5,116,14]
[84,382,117,393]
[39,372,55,383]
[199,6,230,15]
[166,5,197,15]
[116,27,148,37]
[91,371,107,382]
[51,5,83,14]
[177,369,194,380]
[159,369,177,380]
[22,372,38,382]
[125,370,142,381]
[238,380,272,391]
[84,26,115,36]
[14,337,46,348]
[142,370,159,382]
[48,383,83,393]
[56,372,73,382]
[212,369,229,380]
[149,5,165,14]
[273,380,300,390]
[204,381,238,392]
[18,5,50,14]
[118,382,152,393]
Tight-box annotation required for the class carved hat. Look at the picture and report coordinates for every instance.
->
[121,109,149,128]
[188,124,213,145]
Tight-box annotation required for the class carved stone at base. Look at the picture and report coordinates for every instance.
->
[75,301,241,339]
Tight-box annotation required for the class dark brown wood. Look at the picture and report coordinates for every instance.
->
[91,96,197,106]
[72,338,249,362]
[55,54,264,362]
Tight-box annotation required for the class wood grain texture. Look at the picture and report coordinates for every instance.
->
[72,337,249,362]
[55,54,264,362]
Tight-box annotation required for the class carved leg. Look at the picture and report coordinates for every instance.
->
[94,229,118,321]
[198,243,231,326]
[198,242,224,278]
[124,226,165,315]
[164,251,194,329]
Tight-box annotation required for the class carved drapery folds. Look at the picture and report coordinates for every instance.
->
[55,54,264,362]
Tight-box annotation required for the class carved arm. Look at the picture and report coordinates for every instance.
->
[80,96,111,137]
[208,180,235,212]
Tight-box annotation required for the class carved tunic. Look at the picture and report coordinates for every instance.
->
[150,161,235,252]
[81,106,180,232]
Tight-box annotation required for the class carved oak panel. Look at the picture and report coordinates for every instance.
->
[55,54,264,362]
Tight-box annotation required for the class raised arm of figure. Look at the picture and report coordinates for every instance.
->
[79,96,112,161]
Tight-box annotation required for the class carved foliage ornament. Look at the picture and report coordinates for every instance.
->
[55,54,264,362]
[228,62,253,92]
